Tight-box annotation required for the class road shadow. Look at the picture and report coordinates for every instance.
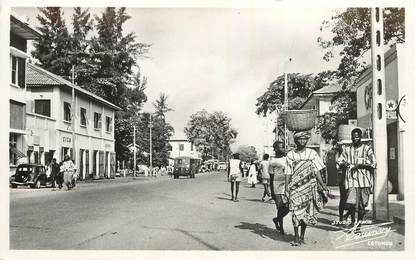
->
[245,198,274,204]
[216,196,233,201]
[141,225,220,250]
[234,222,295,244]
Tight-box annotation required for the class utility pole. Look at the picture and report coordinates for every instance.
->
[149,114,153,175]
[71,66,76,162]
[371,7,389,221]
[133,125,136,177]
[283,58,292,150]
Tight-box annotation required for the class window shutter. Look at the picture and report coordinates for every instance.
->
[17,58,26,88]
[28,100,35,113]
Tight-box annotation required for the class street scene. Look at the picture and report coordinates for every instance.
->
[10,172,404,250]
[6,3,408,255]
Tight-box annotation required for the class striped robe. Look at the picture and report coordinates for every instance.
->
[336,144,376,189]
[286,148,325,225]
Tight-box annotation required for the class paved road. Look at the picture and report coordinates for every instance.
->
[10,172,404,250]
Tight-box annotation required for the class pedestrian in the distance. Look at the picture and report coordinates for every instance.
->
[71,159,78,188]
[228,153,243,202]
[259,154,272,202]
[247,159,258,188]
[269,141,289,235]
[57,161,64,189]
[286,131,328,246]
[337,128,377,229]
[49,158,60,190]
[60,155,76,190]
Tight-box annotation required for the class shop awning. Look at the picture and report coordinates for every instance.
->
[10,147,26,159]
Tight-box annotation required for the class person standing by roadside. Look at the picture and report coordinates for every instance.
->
[247,159,258,188]
[60,155,76,190]
[259,154,272,202]
[328,140,348,222]
[49,158,60,190]
[71,160,78,188]
[285,131,328,246]
[337,128,376,228]
[228,153,243,202]
[269,141,289,235]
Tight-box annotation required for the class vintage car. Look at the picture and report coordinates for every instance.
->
[217,162,227,171]
[10,163,50,188]
[173,156,201,179]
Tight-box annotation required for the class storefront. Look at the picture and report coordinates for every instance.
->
[355,44,406,199]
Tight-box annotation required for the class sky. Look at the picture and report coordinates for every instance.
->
[12,6,341,155]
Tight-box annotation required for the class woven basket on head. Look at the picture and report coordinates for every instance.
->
[281,109,317,131]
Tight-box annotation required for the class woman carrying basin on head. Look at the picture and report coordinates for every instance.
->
[285,130,329,246]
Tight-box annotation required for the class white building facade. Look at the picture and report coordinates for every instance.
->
[9,15,41,175]
[168,139,201,159]
[26,63,120,180]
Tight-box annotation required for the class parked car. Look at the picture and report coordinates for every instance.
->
[217,162,227,171]
[10,163,50,188]
[173,156,201,179]
[198,165,209,173]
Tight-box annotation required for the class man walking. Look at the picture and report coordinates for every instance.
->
[269,141,289,235]
[337,128,377,227]
[228,153,243,202]
[49,158,60,190]
[259,154,272,202]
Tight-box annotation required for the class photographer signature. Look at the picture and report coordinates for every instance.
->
[333,222,395,248]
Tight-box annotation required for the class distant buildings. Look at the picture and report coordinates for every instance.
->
[298,83,357,156]
[168,139,201,159]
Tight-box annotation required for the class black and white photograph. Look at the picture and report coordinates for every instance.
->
[1,0,413,258]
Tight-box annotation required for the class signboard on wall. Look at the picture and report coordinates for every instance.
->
[386,111,397,120]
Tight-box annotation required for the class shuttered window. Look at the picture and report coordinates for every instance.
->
[34,99,51,117]
[80,107,87,126]
[17,57,25,88]
[64,102,71,122]
[94,112,102,129]
[105,116,112,132]
[10,56,25,88]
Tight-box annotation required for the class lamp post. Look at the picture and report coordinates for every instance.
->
[149,113,153,176]
[71,66,76,161]
[133,125,136,177]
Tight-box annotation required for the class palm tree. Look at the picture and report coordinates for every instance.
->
[153,93,173,120]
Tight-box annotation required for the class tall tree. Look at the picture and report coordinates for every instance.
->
[318,8,405,86]
[255,71,334,117]
[153,93,173,120]
[70,7,94,87]
[184,110,238,161]
[315,8,404,141]
[236,145,258,162]
[32,7,73,79]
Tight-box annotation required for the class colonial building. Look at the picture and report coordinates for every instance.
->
[355,44,406,199]
[168,139,201,159]
[9,15,41,175]
[26,63,121,180]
